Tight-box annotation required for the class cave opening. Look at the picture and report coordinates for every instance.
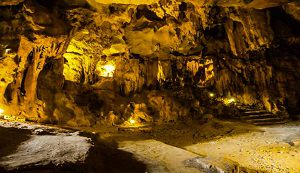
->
[0,0,299,172]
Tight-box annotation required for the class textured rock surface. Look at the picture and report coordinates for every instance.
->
[0,122,92,170]
[86,0,294,8]
[0,0,299,126]
[0,121,146,172]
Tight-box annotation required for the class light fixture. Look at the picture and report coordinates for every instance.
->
[228,98,235,103]
[209,92,215,97]
[5,48,11,54]
[129,118,136,125]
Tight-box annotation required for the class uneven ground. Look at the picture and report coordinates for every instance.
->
[81,119,300,172]
[0,119,299,173]
[0,121,146,173]
[185,123,300,173]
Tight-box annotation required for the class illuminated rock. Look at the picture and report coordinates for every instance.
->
[103,44,127,56]
[0,0,299,125]
[87,0,159,5]
[96,63,116,78]
[147,91,189,122]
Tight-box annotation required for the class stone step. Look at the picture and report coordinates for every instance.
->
[244,110,270,114]
[241,114,275,119]
[236,106,288,126]
[237,107,257,111]
[236,105,260,109]
[237,106,252,109]
[244,108,260,111]
[245,117,285,123]
[252,120,288,126]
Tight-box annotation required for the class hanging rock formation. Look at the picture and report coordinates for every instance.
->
[0,0,299,126]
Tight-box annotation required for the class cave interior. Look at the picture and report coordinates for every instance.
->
[0,0,300,172]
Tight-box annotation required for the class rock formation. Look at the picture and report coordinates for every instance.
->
[0,0,299,126]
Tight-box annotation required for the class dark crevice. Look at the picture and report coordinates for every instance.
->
[4,83,13,102]
[136,5,163,21]
[20,68,28,96]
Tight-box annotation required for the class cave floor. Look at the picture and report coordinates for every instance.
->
[184,122,300,173]
[81,119,300,173]
[0,119,299,173]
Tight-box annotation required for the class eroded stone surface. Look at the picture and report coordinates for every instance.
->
[0,0,299,126]
[0,122,92,170]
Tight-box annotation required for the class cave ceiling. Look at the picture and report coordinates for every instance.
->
[0,0,25,6]
[0,0,296,9]
[86,0,295,9]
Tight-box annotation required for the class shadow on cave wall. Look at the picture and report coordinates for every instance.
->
[268,6,300,118]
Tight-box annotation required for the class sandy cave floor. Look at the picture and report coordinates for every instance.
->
[98,120,300,173]
[0,119,299,173]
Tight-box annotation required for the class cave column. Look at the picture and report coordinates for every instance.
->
[23,46,46,103]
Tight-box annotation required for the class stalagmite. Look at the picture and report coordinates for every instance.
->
[0,0,299,172]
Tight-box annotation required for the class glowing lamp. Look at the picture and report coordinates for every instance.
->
[129,118,136,125]
[5,48,11,54]
[228,98,235,103]
[209,93,215,97]
[0,108,4,115]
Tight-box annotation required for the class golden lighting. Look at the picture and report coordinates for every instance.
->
[0,108,13,121]
[129,118,136,125]
[0,108,4,115]
[209,92,215,97]
[119,117,139,128]
[98,63,116,77]
[0,108,25,122]
[5,48,11,54]
[4,115,13,121]
[223,98,236,105]
[228,98,235,103]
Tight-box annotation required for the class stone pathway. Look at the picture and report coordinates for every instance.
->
[119,140,203,173]
[119,140,238,173]
[185,123,300,173]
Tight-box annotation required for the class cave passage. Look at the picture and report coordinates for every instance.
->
[0,0,300,172]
